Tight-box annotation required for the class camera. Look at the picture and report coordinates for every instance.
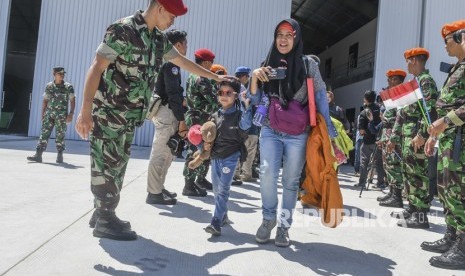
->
[167,133,183,156]
[267,67,286,80]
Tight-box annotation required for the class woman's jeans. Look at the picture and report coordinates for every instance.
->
[259,126,308,228]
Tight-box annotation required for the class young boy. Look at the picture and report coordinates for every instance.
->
[204,80,253,236]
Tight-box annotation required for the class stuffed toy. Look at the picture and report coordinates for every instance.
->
[187,121,217,169]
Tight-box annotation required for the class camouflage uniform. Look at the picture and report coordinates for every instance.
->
[37,81,75,152]
[391,71,438,209]
[90,11,178,211]
[183,73,218,181]
[436,61,465,232]
[381,108,403,189]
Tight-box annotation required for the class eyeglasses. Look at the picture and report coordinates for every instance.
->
[217,90,236,97]
[444,36,454,44]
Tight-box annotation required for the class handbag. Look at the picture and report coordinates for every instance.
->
[268,97,309,135]
[146,93,162,121]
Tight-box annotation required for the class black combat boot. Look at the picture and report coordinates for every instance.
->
[196,176,213,190]
[397,208,429,229]
[379,188,403,208]
[182,179,207,197]
[422,226,457,253]
[146,192,177,205]
[93,210,137,241]
[430,232,465,270]
[377,186,393,201]
[27,149,43,163]
[56,150,63,163]
[89,209,131,229]
[391,204,415,219]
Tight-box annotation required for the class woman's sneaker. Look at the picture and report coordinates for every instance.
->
[275,227,290,247]
[255,219,277,243]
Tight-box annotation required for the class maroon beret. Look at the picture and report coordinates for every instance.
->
[158,0,188,17]
[194,48,215,62]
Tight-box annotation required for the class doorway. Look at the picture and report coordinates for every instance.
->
[0,0,42,134]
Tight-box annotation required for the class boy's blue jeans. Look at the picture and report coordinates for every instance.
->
[211,151,240,223]
[259,126,308,228]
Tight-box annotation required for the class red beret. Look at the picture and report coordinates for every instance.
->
[210,64,228,75]
[404,47,430,60]
[441,19,465,38]
[158,0,188,17]
[188,125,202,146]
[386,69,407,78]
[194,48,215,62]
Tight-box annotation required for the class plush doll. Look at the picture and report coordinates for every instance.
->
[187,121,217,169]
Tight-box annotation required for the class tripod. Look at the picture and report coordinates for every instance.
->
[359,142,380,197]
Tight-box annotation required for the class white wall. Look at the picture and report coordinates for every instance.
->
[0,0,11,117]
[29,0,292,146]
[319,19,378,80]
[332,78,373,120]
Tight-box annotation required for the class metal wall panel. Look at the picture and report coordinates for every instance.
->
[29,0,291,146]
[0,0,11,117]
[372,0,423,92]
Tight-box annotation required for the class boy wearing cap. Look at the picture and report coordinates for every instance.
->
[423,19,465,270]
[75,0,232,241]
[27,67,75,163]
[376,70,405,207]
[146,29,189,206]
[182,48,218,197]
[388,48,438,229]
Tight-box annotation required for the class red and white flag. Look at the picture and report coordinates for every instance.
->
[379,79,422,110]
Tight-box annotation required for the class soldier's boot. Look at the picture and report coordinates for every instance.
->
[89,209,131,230]
[56,150,64,163]
[390,204,415,219]
[195,176,213,190]
[377,186,393,202]
[422,225,457,253]
[92,210,137,241]
[182,178,207,197]
[430,232,465,270]
[27,149,43,163]
[397,209,429,229]
[379,188,403,208]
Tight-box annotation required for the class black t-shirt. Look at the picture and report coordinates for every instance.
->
[358,103,381,144]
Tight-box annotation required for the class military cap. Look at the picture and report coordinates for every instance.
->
[386,69,407,78]
[210,64,228,75]
[53,67,66,74]
[235,66,251,75]
[441,19,465,38]
[158,0,188,16]
[194,48,215,62]
[404,47,430,60]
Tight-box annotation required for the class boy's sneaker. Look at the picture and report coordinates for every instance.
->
[255,219,277,244]
[275,227,290,247]
[222,213,233,226]
[205,217,221,236]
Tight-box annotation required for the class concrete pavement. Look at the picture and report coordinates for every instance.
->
[0,134,454,275]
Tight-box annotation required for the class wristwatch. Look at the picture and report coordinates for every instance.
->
[443,116,453,126]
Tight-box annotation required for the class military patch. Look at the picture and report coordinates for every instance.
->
[171,67,179,75]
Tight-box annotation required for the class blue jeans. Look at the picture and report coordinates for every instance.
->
[354,139,363,173]
[211,151,240,222]
[259,126,308,228]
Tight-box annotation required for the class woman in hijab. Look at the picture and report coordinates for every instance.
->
[249,19,333,247]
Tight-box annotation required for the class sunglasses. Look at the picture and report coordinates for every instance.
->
[217,90,236,97]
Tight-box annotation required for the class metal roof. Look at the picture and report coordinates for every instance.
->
[291,0,379,54]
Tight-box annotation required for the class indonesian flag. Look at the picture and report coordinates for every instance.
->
[379,79,423,110]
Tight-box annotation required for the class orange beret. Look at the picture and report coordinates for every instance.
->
[404,47,430,60]
[210,64,228,75]
[386,69,407,78]
[194,48,215,62]
[441,19,465,38]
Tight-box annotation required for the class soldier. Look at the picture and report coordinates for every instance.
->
[182,48,218,196]
[387,48,438,228]
[27,67,75,163]
[377,69,405,208]
[423,19,465,270]
[146,29,188,206]
[75,0,231,241]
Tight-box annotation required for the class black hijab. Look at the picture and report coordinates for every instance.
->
[263,19,305,108]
